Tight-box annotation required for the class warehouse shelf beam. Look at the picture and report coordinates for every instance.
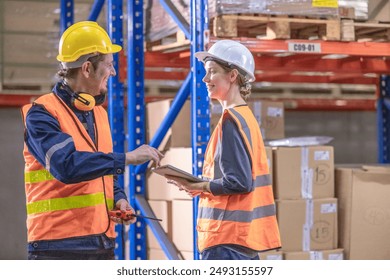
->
[158,0,190,39]
[134,73,191,175]
[88,0,105,21]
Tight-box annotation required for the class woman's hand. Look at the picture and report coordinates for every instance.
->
[165,175,209,197]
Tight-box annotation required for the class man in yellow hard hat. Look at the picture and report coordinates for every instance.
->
[21,21,163,260]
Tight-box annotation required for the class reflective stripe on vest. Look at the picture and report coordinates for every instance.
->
[25,169,54,184]
[252,174,272,188]
[198,203,276,223]
[45,138,73,171]
[27,192,114,215]
[25,168,114,184]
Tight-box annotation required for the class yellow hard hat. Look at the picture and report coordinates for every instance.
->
[57,21,122,63]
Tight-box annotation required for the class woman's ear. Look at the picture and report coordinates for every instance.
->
[230,69,239,82]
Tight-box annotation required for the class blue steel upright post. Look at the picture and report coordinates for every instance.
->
[107,0,125,260]
[190,0,209,260]
[377,75,390,163]
[60,0,73,33]
[127,0,147,260]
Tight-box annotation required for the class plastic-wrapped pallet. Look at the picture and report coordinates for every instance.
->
[209,0,267,18]
[209,0,339,18]
[145,0,346,44]
[265,0,339,18]
[338,0,368,20]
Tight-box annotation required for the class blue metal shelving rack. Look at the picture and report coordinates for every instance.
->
[106,0,126,260]
[378,75,390,164]
[190,0,209,260]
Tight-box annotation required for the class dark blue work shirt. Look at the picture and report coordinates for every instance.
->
[24,82,127,252]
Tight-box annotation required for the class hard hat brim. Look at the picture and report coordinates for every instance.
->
[194,51,256,82]
[110,44,122,54]
[56,44,122,63]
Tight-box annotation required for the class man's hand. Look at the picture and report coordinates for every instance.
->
[125,144,164,168]
[110,198,136,225]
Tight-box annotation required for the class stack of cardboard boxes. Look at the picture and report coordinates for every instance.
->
[272,145,344,260]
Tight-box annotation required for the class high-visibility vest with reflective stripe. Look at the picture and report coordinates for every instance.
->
[197,106,281,252]
[21,93,115,242]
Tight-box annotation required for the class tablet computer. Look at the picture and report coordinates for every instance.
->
[152,164,205,183]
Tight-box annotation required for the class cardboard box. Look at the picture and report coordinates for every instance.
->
[147,148,193,200]
[172,200,194,252]
[248,100,285,140]
[273,146,334,199]
[146,200,172,249]
[284,248,344,260]
[276,198,338,252]
[259,249,283,260]
[335,166,390,260]
[146,99,191,150]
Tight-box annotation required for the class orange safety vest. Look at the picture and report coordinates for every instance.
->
[198,105,281,252]
[21,93,115,242]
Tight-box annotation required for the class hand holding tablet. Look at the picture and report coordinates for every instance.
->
[151,164,205,183]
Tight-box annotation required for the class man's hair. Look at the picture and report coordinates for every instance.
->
[57,54,106,79]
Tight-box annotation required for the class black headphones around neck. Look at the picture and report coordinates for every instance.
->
[61,82,105,111]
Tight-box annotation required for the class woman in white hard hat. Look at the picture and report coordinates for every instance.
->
[166,40,281,260]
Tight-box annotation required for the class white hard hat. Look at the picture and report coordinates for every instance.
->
[195,40,255,82]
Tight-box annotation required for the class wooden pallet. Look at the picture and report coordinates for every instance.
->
[211,14,342,41]
[341,20,390,42]
[145,30,190,52]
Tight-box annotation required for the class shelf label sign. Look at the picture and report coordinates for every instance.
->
[288,42,321,53]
